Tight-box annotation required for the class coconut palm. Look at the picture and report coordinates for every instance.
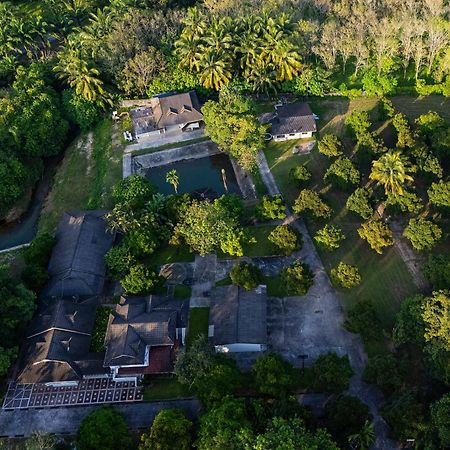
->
[166,170,179,194]
[175,33,203,72]
[369,151,415,196]
[348,420,375,450]
[273,39,302,81]
[199,50,232,90]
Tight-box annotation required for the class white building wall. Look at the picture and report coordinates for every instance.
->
[273,131,313,142]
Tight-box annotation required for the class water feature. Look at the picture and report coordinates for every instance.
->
[145,153,241,196]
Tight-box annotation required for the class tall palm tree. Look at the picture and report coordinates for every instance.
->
[369,151,415,196]
[348,420,375,450]
[166,170,179,194]
[273,39,302,81]
[199,50,232,90]
[175,33,202,72]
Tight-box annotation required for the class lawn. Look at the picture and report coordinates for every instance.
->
[174,284,192,299]
[38,119,124,234]
[264,99,421,333]
[143,375,191,401]
[186,307,210,348]
[243,225,281,257]
[146,243,195,266]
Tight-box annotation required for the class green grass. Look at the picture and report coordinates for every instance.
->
[264,97,421,333]
[264,274,287,297]
[130,136,209,156]
[243,225,281,257]
[215,275,232,286]
[186,307,210,348]
[38,119,124,234]
[143,375,191,401]
[146,243,195,267]
[174,284,192,299]
[89,306,112,352]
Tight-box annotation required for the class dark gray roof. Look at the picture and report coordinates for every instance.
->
[210,286,267,346]
[153,91,203,129]
[45,211,114,298]
[265,102,317,135]
[104,296,183,367]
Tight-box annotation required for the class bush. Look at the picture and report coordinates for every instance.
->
[62,89,99,131]
[293,189,332,219]
[424,254,450,290]
[310,353,353,394]
[345,111,371,140]
[105,244,136,280]
[77,407,132,450]
[385,191,423,214]
[325,156,360,189]
[357,220,394,254]
[403,217,442,251]
[363,354,402,396]
[121,264,162,294]
[268,225,302,256]
[325,395,371,445]
[281,260,314,296]
[362,68,398,97]
[256,195,286,220]
[22,233,55,266]
[331,262,361,288]
[139,409,192,450]
[428,181,450,209]
[314,224,345,250]
[229,261,262,290]
[252,353,294,397]
[289,164,311,186]
[346,187,373,219]
[344,300,381,344]
[317,134,343,157]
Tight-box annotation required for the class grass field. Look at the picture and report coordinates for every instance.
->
[186,307,210,348]
[264,101,421,333]
[38,119,124,234]
[143,376,191,401]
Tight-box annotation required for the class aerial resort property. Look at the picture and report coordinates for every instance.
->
[0,0,450,449]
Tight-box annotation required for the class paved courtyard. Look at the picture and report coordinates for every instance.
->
[3,379,143,410]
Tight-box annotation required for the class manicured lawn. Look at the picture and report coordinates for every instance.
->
[147,243,195,267]
[186,307,210,348]
[143,376,191,401]
[264,98,421,333]
[174,284,192,299]
[243,225,281,257]
[38,119,124,234]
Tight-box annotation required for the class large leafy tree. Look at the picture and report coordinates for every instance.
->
[139,409,192,450]
[252,353,294,397]
[357,220,394,254]
[293,189,332,219]
[403,217,442,251]
[369,151,415,196]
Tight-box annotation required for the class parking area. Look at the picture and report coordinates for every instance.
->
[3,379,143,410]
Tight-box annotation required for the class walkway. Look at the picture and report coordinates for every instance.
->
[256,151,398,450]
[190,254,217,308]
[0,399,200,438]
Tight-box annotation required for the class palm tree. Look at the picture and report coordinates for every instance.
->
[175,33,203,72]
[348,420,375,450]
[273,39,302,81]
[199,50,232,90]
[166,170,179,194]
[369,151,415,196]
[54,42,108,104]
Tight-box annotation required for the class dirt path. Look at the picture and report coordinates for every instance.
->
[256,151,398,450]
[390,220,429,291]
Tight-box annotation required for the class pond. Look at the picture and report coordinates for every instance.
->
[145,154,241,197]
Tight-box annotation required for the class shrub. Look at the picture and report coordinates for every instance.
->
[268,225,302,256]
[281,260,314,296]
[256,195,286,220]
[357,220,393,254]
[62,89,99,131]
[346,187,373,219]
[121,264,162,294]
[310,353,353,394]
[289,164,311,186]
[428,181,450,209]
[252,353,294,397]
[362,68,398,97]
[331,262,361,288]
[229,261,262,290]
[403,217,442,251]
[314,224,345,250]
[385,191,423,214]
[363,354,402,396]
[344,300,381,344]
[345,111,371,140]
[318,134,343,157]
[293,189,332,219]
[77,407,132,450]
[22,233,55,266]
[424,254,450,290]
[105,244,136,280]
[325,156,360,189]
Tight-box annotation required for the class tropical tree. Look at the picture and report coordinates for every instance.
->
[348,421,375,450]
[198,49,232,90]
[166,169,179,194]
[369,151,414,196]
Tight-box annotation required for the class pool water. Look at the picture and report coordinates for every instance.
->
[145,154,241,196]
